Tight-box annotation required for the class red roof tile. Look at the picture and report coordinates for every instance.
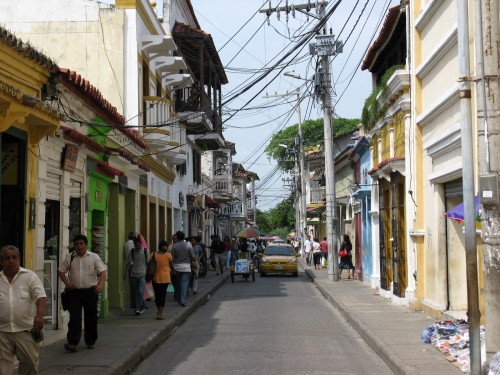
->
[59,68,149,149]
[361,5,402,71]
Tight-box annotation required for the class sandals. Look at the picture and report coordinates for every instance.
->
[156,313,164,320]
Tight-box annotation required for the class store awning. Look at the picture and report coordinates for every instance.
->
[307,217,320,225]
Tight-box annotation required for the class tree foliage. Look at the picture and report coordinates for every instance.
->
[255,208,271,234]
[256,198,296,238]
[265,117,360,172]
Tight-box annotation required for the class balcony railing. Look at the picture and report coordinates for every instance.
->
[175,87,217,135]
[229,202,247,220]
[143,97,171,149]
[310,187,326,204]
[214,176,232,197]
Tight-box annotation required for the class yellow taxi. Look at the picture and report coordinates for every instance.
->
[259,243,299,277]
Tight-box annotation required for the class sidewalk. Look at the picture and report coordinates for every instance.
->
[36,273,228,375]
[301,261,463,375]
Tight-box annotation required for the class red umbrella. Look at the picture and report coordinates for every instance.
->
[235,227,260,238]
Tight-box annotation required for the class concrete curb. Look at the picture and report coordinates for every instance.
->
[109,275,229,375]
[303,267,418,375]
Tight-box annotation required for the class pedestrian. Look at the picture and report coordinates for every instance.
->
[303,234,312,266]
[338,234,355,279]
[189,236,201,295]
[123,235,148,316]
[58,234,106,352]
[151,240,174,320]
[230,237,240,265]
[167,233,178,253]
[210,235,226,275]
[239,238,249,259]
[223,236,231,270]
[171,231,195,307]
[198,237,208,278]
[0,245,46,375]
[320,236,328,268]
[123,231,136,309]
[312,238,322,269]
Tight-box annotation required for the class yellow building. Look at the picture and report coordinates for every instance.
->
[411,0,484,319]
[0,27,61,270]
[362,5,412,302]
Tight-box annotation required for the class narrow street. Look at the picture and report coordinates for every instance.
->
[132,273,393,375]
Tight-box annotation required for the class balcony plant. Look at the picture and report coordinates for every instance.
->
[361,64,405,130]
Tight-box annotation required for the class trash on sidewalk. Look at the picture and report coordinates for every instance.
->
[420,319,485,373]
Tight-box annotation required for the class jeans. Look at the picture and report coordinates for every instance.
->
[129,275,146,311]
[215,253,226,274]
[174,272,190,305]
[225,251,231,269]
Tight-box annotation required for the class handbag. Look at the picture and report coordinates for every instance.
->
[145,253,156,282]
[61,253,75,311]
[61,288,70,311]
[338,249,348,257]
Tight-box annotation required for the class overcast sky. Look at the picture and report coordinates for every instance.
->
[190,0,399,210]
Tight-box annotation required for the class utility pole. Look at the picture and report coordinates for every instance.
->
[262,1,343,281]
[456,0,481,373]
[474,0,500,362]
[309,5,343,282]
[295,89,307,253]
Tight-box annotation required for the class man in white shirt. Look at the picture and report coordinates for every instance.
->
[58,234,107,353]
[0,245,46,375]
[303,235,312,266]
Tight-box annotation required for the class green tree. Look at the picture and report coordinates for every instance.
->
[265,117,360,172]
[255,208,271,234]
[256,198,296,238]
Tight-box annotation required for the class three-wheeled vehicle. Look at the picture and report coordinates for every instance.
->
[230,258,256,282]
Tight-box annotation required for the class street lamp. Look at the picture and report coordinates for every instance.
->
[284,71,302,80]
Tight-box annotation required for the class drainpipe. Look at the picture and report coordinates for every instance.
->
[456,0,481,373]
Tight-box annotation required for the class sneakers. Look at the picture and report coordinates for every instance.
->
[135,308,145,316]
[64,343,77,353]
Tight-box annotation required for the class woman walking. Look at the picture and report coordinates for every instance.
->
[312,238,322,270]
[152,240,174,320]
[338,234,355,279]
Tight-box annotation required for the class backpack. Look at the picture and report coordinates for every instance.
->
[214,240,225,254]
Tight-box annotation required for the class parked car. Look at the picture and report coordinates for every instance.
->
[259,244,299,277]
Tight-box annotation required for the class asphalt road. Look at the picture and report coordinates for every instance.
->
[132,272,393,375]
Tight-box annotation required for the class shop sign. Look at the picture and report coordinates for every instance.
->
[95,180,104,203]
[62,145,79,172]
